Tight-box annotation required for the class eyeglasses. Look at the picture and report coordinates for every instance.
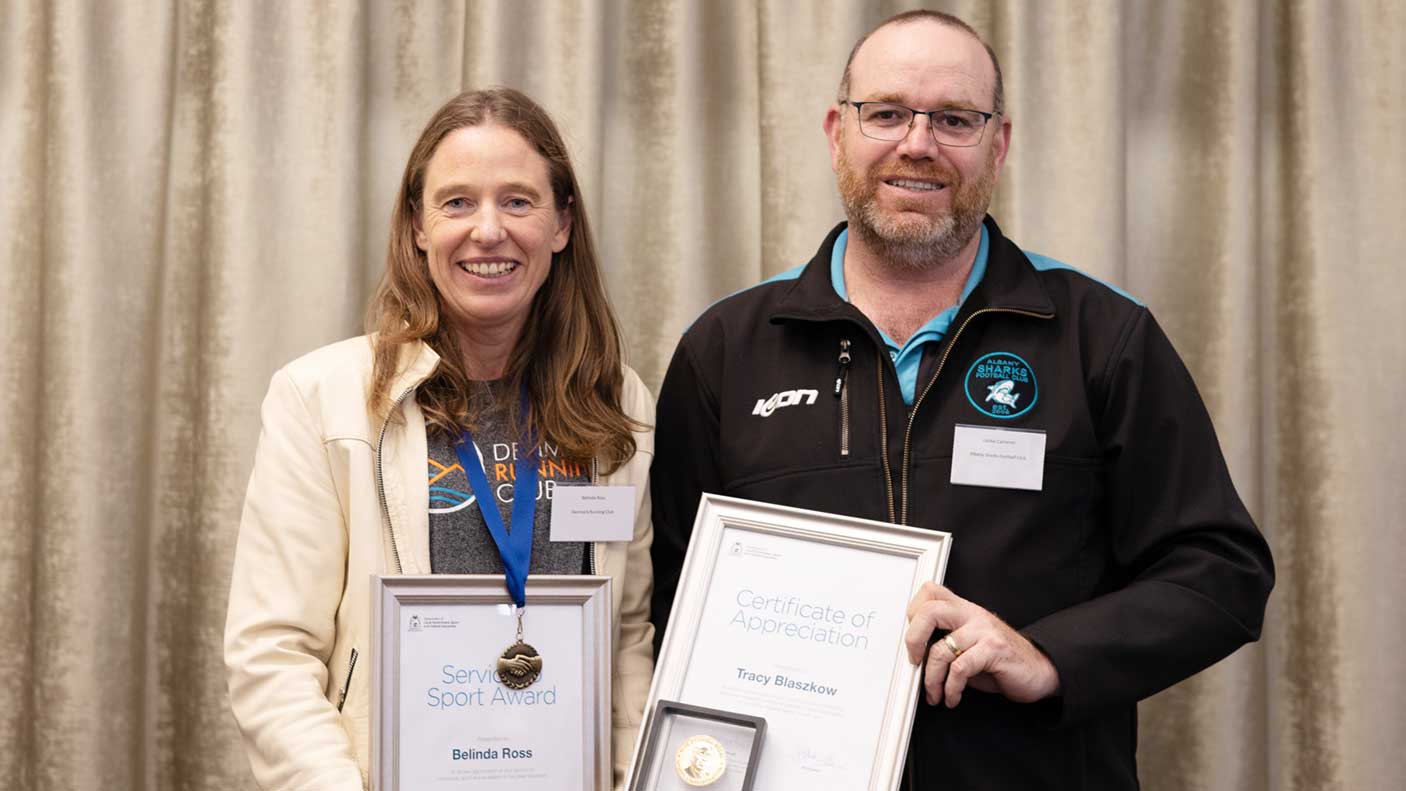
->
[847,101,996,148]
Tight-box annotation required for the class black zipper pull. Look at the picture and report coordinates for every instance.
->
[833,339,852,397]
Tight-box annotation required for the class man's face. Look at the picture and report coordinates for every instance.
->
[825,21,1011,267]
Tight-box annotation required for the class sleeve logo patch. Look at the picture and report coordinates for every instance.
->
[964,352,1038,419]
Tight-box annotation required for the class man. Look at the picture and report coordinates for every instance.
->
[649,9,1274,790]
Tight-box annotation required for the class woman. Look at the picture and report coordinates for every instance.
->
[225,88,654,790]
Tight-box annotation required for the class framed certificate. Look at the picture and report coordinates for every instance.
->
[628,494,951,791]
[372,575,612,791]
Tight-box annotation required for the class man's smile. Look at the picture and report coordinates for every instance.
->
[883,177,947,193]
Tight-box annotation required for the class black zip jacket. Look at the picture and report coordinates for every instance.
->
[650,218,1274,790]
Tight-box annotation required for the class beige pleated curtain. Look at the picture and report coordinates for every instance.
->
[2,1,1403,789]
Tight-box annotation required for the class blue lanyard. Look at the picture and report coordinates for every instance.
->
[451,391,540,608]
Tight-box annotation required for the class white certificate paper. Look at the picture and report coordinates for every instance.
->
[678,528,918,789]
[394,600,584,788]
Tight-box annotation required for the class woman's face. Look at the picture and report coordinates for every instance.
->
[414,124,571,343]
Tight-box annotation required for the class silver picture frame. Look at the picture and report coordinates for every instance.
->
[372,575,613,791]
[628,494,951,791]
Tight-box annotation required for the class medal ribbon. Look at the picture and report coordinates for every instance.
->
[452,389,539,608]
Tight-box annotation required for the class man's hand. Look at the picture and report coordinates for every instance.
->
[904,582,1061,708]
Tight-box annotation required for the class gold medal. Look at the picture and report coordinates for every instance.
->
[496,640,542,689]
[674,734,726,787]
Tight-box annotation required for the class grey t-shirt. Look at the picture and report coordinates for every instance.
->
[427,392,590,576]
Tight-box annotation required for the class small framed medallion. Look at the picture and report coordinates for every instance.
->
[630,700,764,791]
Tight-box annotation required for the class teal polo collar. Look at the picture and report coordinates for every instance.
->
[830,225,990,405]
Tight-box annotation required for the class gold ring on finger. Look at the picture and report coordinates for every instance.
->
[943,634,963,658]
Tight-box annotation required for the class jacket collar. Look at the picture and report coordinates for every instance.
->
[771,216,1057,324]
[389,337,442,398]
[382,338,440,575]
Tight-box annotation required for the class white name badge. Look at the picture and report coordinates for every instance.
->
[950,424,1046,491]
[549,486,636,542]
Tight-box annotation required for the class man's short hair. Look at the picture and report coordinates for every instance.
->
[837,10,1005,117]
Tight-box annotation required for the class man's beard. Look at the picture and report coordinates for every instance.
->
[837,142,997,269]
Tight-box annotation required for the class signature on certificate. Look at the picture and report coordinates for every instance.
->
[796,745,847,772]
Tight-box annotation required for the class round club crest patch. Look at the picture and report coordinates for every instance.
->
[964,352,1038,419]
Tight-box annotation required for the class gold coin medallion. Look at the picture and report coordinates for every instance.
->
[674,734,726,787]
[495,641,542,689]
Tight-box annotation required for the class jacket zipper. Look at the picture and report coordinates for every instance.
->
[336,647,359,712]
[883,308,1053,790]
[376,386,417,575]
[834,339,852,457]
[897,307,1053,525]
[876,356,897,524]
[588,456,600,575]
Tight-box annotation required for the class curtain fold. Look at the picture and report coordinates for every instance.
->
[1,2,1401,789]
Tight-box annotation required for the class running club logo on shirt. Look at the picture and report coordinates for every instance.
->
[428,440,588,514]
[964,351,1038,419]
[429,441,486,512]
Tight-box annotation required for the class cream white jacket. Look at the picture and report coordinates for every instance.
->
[225,336,655,790]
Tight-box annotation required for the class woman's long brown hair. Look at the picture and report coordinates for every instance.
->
[366,88,640,473]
